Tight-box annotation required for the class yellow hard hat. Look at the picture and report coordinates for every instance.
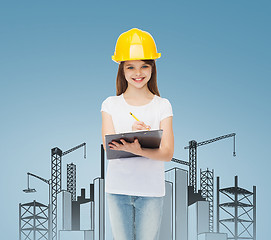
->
[112,28,161,63]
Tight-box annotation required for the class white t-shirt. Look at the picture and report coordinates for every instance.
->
[101,93,173,197]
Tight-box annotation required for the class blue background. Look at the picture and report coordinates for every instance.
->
[0,0,270,239]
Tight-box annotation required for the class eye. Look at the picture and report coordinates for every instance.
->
[127,66,134,69]
[142,65,149,68]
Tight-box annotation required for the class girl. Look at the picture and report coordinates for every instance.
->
[101,28,174,240]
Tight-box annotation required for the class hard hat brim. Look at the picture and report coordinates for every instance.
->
[112,53,161,63]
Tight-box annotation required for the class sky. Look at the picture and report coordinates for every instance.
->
[0,0,270,239]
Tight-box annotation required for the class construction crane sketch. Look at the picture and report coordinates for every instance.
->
[19,133,257,240]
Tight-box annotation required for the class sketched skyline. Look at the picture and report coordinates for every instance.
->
[0,1,270,239]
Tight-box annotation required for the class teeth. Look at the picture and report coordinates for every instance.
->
[134,78,144,80]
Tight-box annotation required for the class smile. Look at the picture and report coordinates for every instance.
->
[132,77,145,82]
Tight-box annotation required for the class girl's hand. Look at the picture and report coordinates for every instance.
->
[108,138,142,156]
[132,121,151,131]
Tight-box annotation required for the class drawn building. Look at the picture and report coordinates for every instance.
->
[19,138,257,240]
[162,167,188,240]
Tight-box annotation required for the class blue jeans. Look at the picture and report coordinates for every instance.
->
[106,193,164,240]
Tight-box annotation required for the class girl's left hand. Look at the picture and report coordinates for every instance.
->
[109,138,142,156]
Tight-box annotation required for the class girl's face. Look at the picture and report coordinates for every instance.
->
[123,60,152,90]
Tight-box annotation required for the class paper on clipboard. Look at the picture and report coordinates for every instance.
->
[105,129,163,160]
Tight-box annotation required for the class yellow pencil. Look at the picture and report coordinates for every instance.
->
[130,112,150,130]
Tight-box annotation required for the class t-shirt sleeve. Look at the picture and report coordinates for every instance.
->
[160,98,173,121]
[101,97,112,115]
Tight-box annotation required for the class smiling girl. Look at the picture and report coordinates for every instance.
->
[101,28,174,240]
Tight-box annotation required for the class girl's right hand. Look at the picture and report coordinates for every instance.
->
[132,121,151,131]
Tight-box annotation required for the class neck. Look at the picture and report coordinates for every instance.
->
[124,86,153,98]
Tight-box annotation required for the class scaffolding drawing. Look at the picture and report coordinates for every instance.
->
[19,200,49,240]
[217,176,256,240]
[67,163,76,201]
[188,140,197,193]
[200,168,214,232]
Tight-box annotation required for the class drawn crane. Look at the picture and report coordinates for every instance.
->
[172,133,236,193]
[172,133,236,232]
[22,172,51,240]
[50,142,86,240]
[22,142,86,240]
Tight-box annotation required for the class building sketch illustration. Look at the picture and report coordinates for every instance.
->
[19,133,256,240]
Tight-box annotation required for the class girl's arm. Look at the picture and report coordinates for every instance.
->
[138,116,174,162]
[110,116,174,162]
[101,111,116,151]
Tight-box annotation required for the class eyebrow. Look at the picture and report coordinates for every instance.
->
[125,63,150,67]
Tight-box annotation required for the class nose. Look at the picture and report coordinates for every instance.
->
[135,68,142,76]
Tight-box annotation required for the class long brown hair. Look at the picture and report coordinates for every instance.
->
[116,60,160,97]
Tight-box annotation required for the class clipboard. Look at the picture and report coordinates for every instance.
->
[105,129,163,160]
